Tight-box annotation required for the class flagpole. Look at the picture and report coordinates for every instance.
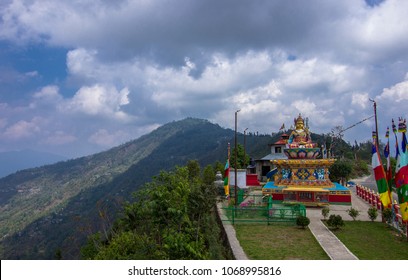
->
[392,119,400,227]
[227,142,230,201]
[370,98,379,148]
[228,142,231,162]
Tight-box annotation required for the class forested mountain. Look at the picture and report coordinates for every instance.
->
[0,118,276,259]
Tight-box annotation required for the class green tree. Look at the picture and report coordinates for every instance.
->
[382,208,393,225]
[347,207,360,221]
[321,207,330,220]
[350,160,370,179]
[296,215,310,229]
[82,164,228,260]
[187,160,201,180]
[95,232,161,260]
[202,164,215,186]
[327,214,345,230]
[329,159,353,184]
[213,161,224,174]
[367,207,378,222]
[54,248,62,260]
[230,144,250,169]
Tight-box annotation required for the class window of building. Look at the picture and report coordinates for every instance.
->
[275,146,282,153]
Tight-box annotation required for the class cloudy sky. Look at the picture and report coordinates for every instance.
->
[0,0,407,158]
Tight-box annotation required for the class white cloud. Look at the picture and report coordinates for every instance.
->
[351,92,369,109]
[377,77,408,102]
[1,117,44,140]
[353,0,408,59]
[0,118,7,129]
[66,48,99,78]
[44,130,77,145]
[149,51,273,109]
[88,129,129,147]
[31,85,63,108]
[279,58,365,94]
[62,84,131,121]
[25,71,38,77]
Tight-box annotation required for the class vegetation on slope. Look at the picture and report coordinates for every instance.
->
[81,161,232,260]
[0,118,238,259]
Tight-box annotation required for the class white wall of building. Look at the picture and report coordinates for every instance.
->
[229,169,247,188]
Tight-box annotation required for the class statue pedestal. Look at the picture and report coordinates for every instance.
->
[262,149,351,206]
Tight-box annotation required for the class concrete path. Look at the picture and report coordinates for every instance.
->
[307,215,358,260]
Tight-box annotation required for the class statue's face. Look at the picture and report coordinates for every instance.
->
[295,121,303,129]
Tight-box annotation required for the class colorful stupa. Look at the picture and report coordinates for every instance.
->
[262,114,351,206]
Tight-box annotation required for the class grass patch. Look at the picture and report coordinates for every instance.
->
[329,221,408,260]
[234,224,329,260]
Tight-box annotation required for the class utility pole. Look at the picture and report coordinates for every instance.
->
[244,127,248,171]
[234,109,240,207]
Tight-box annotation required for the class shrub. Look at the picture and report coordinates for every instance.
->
[321,207,330,220]
[347,207,360,221]
[367,207,378,222]
[382,208,393,225]
[296,215,310,229]
[327,214,344,230]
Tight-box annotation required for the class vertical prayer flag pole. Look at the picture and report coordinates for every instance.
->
[370,98,379,149]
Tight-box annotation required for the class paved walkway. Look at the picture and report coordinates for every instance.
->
[218,184,380,260]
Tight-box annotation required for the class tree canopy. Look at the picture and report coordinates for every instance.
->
[81,161,231,260]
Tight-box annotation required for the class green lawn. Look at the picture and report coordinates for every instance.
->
[234,221,408,260]
[234,224,329,260]
[329,221,408,260]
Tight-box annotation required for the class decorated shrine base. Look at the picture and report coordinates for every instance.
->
[262,181,351,206]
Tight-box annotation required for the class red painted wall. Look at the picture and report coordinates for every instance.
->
[246,174,260,186]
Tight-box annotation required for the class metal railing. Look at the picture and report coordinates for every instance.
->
[219,194,306,225]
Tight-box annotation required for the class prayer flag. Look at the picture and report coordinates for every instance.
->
[392,119,408,221]
[384,127,393,201]
[372,136,391,208]
[224,159,230,197]
[395,120,408,221]
[279,123,285,131]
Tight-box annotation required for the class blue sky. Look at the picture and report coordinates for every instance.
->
[0,0,407,158]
